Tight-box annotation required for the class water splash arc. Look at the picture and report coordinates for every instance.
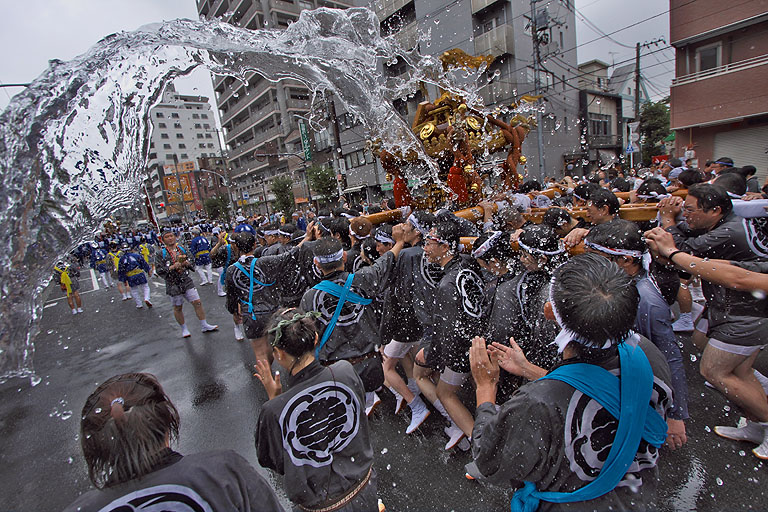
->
[0,8,497,381]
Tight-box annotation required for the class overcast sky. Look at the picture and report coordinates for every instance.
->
[0,0,673,115]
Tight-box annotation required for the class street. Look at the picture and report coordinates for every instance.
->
[0,270,766,511]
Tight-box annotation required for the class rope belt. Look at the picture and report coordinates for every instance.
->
[126,268,144,277]
[297,465,373,512]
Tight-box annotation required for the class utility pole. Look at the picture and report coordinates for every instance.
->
[633,38,665,164]
[530,0,546,181]
[327,97,345,203]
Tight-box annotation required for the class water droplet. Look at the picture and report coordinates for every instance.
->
[94,407,102,414]
[67,457,74,464]
[434,18,440,25]
[386,464,391,470]
[690,354,697,362]
[705,425,712,432]
[30,375,42,387]
[60,410,73,420]
[381,448,388,454]
[716,477,723,486]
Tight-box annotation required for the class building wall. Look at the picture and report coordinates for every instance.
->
[670,0,768,45]
[145,85,220,220]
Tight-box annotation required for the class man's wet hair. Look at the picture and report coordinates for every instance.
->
[80,373,180,488]
[737,165,757,179]
[279,223,297,237]
[266,308,319,358]
[313,238,345,272]
[410,210,436,236]
[329,217,351,248]
[367,205,383,214]
[611,177,632,192]
[541,207,572,229]
[518,224,567,272]
[551,253,639,352]
[586,219,645,263]
[572,182,599,201]
[519,180,542,193]
[472,231,515,262]
[231,232,255,253]
[636,180,668,200]
[714,172,747,197]
[677,169,705,188]
[589,188,620,215]
[361,237,379,263]
[426,219,459,254]
[688,183,733,216]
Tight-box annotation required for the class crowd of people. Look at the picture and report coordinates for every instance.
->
[60,155,768,511]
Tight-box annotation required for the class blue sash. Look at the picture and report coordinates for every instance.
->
[161,245,186,260]
[312,273,372,358]
[510,342,667,512]
[233,257,274,320]
[219,244,232,285]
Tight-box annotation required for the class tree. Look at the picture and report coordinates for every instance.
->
[271,175,295,215]
[306,165,338,202]
[203,194,231,220]
[639,97,671,165]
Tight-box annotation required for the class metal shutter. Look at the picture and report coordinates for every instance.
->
[714,125,768,184]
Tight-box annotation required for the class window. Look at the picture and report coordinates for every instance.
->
[696,43,721,72]
[161,133,169,139]
[201,114,209,119]
[176,133,184,139]
[207,143,215,148]
[589,113,611,136]
[203,123,210,129]
[171,112,180,119]
[199,143,206,148]
[205,133,212,138]
[299,0,313,8]
[180,153,188,159]
[192,113,200,119]
[194,123,202,129]
[165,153,174,160]
[197,133,205,139]
[178,144,186,149]
[158,122,167,128]
[163,143,171,149]
[150,142,155,149]
[149,152,157,159]
[155,112,164,118]
[174,123,182,129]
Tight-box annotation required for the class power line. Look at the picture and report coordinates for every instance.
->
[574,7,635,49]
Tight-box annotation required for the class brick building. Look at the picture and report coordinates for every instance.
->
[669,0,768,180]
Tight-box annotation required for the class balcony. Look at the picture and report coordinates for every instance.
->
[393,22,419,51]
[474,24,515,58]
[670,56,768,129]
[271,0,301,16]
[376,0,411,24]
[227,126,283,160]
[587,134,621,148]
[221,80,275,125]
[471,0,503,15]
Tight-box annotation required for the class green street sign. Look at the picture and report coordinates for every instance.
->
[381,183,393,191]
[299,121,312,162]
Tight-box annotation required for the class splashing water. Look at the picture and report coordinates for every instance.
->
[0,8,516,380]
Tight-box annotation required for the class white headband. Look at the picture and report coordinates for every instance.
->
[584,240,644,259]
[314,249,344,264]
[277,229,291,236]
[637,192,671,200]
[472,231,504,259]
[407,214,428,236]
[517,238,565,256]
[340,213,355,219]
[549,282,615,353]
[264,229,279,236]
[349,227,370,239]
[375,231,395,245]
[727,191,742,199]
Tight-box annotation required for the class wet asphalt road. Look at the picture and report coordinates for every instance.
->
[0,270,767,511]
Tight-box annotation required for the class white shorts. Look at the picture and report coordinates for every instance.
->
[440,366,469,387]
[383,339,417,359]
[170,287,200,307]
[708,338,767,357]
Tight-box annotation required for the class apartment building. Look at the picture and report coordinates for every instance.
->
[197,0,351,213]
[576,59,650,171]
[670,0,768,179]
[145,84,222,221]
[376,0,582,180]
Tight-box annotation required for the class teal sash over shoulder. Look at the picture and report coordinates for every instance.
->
[312,273,371,358]
[510,342,667,512]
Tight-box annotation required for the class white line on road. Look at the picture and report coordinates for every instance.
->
[90,269,99,291]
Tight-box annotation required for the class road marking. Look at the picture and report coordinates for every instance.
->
[44,287,101,306]
[90,269,99,290]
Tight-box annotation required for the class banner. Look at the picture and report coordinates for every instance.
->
[163,174,194,202]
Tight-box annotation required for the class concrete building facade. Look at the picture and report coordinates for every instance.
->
[376,0,582,181]
[669,0,768,180]
[145,84,224,222]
